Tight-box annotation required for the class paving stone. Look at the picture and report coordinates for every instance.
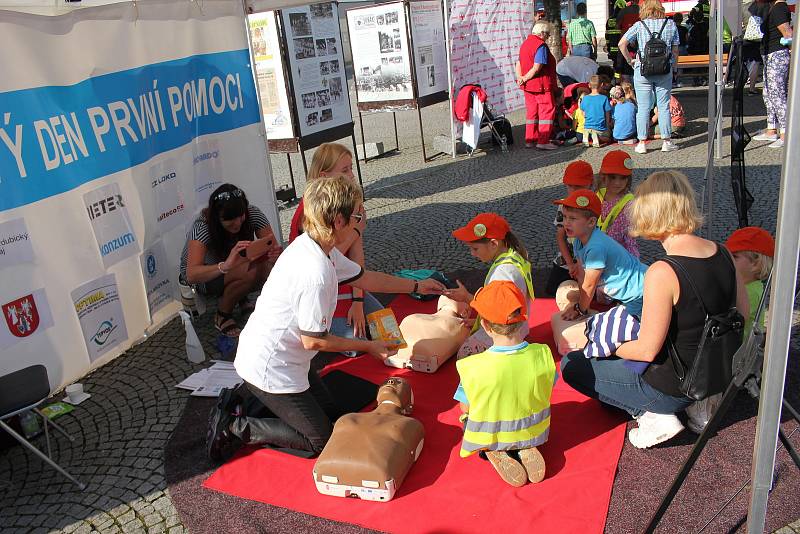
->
[108,504,131,518]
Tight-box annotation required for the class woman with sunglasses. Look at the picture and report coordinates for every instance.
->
[179,183,281,337]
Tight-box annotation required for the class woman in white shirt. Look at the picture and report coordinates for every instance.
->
[207,175,445,462]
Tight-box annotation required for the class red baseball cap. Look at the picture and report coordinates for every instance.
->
[599,150,634,176]
[553,189,602,217]
[452,213,510,242]
[725,227,775,257]
[470,280,527,325]
[563,161,595,186]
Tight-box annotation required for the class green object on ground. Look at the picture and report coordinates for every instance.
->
[40,402,74,420]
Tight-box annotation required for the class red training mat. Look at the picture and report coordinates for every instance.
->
[204,295,626,534]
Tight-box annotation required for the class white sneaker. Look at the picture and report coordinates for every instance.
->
[685,394,722,434]
[628,412,685,448]
[768,138,785,149]
[635,141,647,154]
[536,143,558,150]
[622,138,637,145]
[753,131,779,142]
[661,140,679,152]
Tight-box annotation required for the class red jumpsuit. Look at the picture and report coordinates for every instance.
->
[518,35,558,145]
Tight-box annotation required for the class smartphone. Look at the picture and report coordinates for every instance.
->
[240,239,273,258]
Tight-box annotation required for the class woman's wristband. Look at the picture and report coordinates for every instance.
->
[354,227,361,237]
[352,297,364,302]
[217,262,228,275]
[412,281,419,294]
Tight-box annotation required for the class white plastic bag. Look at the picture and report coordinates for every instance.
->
[178,311,206,363]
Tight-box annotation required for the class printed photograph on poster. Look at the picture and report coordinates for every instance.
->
[248,12,295,140]
[140,240,176,318]
[193,139,222,212]
[0,288,54,350]
[71,274,128,362]
[410,0,449,98]
[149,158,187,236]
[282,3,352,137]
[347,2,414,103]
[83,182,140,269]
[0,217,35,271]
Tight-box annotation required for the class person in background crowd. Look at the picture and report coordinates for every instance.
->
[621,80,637,104]
[580,75,612,147]
[652,94,687,138]
[751,0,792,149]
[618,0,680,154]
[616,0,641,83]
[516,21,560,150]
[605,15,622,66]
[610,86,638,145]
[743,0,767,95]
[556,54,599,86]
[687,8,709,55]
[567,2,598,59]
[674,12,689,55]
[180,184,281,337]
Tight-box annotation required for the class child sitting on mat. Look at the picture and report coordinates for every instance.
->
[725,226,774,338]
[579,75,612,147]
[455,281,556,487]
[555,189,646,321]
[597,150,639,257]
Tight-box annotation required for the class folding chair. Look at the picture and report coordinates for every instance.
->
[0,365,85,490]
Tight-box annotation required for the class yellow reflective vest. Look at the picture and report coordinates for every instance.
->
[470,248,535,334]
[457,342,556,457]
[596,188,634,234]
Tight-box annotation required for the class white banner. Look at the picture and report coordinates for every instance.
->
[0,217,35,270]
[0,289,54,350]
[347,2,414,102]
[72,274,129,363]
[0,0,282,389]
[410,0,448,98]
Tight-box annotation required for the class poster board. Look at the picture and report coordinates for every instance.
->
[248,11,297,150]
[280,2,354,150]
[346,1,415,111]
[409,0,449,107]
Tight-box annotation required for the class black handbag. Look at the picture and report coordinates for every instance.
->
[663,251,744,401]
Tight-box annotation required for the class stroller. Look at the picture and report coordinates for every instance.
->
[454,84,514,155]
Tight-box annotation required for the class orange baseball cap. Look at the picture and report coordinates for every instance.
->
[725,227,775,257]
[470,280,527,325]
[563,161,595,186]
[452,213,510,242]
[553,188,602,217]
[599,150,635,176]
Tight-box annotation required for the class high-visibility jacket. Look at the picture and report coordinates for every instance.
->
[605,18,621,57]
[472,248,534,334]
[457,342,556,457]
[596,188,634,234]
[519,35,557,94]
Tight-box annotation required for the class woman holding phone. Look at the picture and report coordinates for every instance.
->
[179,183,281,337]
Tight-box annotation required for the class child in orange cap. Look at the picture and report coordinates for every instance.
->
[726,226,774,337]
[597,150,639,257]
[456,280,556,487]
[547,160,595,296]
[447,213,534,359]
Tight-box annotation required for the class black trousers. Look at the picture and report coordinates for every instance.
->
[231,367,342,455]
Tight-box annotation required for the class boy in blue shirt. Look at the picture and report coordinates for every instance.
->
[554,189,646,320]
[579,75,612,147]
[610,86,637,144]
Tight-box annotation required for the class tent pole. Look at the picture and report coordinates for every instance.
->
[714,0,724,159]
[706,1,717,239]
[746,35,800,533]
[443,0,456,158]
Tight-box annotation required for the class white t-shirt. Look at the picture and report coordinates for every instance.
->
[486,263,531,338]
[555,56,599,83]
[234,233,362,394]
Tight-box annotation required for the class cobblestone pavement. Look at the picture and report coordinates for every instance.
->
[1,84,798,533]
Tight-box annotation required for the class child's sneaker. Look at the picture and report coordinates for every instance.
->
[485,450,528,487]
[518,447,546,483]
[635,141,647,154]
[622,138,637,145]
[628,411,684,449]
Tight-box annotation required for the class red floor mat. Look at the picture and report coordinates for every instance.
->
[204,296,626,534]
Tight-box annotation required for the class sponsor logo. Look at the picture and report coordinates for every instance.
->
[192,151,219,165]
[99,232,136,257]
[151,171,177,189]
[87,195,125,221]
[146,254,157,278]
[157,204,184,222]
[91,319,118,346]
[75,291,106,313]
[3,294,40,338]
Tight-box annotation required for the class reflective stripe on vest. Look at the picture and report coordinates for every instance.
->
[471,249,535,333]
[596,188,634,233]
[465,406,551,434]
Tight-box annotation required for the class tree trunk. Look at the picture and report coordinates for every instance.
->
[543,0,563,61]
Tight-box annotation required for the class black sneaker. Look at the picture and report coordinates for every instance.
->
[206,387,242,463]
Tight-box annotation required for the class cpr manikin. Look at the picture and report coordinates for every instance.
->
[384,296,471,373]
[313,377,425,501]
[550,280,597,356]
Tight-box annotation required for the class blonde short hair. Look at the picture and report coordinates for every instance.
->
[484,312,525,336]
[738,251,773,280]
[307,142,353,182]
[531,21,550,37]
[630,170,703,239]
[639,0,666,20]
[302,175,362,246]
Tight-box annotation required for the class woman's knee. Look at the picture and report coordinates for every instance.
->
[559,351,587,386]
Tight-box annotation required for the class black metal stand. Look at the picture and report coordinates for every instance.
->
[645,277,800,533]
[729,37,755,228]
[358,110,401,164]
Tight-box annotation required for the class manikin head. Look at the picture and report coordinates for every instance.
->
[376,377,414,415]
[436,295,471,318]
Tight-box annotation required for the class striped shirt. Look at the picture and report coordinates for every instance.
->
[179,205,270,280]
[567,17,597,45]
[622,18,680,68]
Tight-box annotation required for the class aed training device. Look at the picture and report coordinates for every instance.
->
[313,377,424,502]
[366,309,407,349]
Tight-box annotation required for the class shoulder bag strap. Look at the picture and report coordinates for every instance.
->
[656,18,669,38]
[715,243,739,309]
[661,256,709,317]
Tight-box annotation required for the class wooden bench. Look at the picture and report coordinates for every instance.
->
[675,54,729,77]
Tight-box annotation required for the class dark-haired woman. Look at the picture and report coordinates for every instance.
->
[179,184,281,337]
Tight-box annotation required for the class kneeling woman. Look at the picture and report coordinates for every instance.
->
[207,176,445,461]
[560,170,748,449]
[180,184,281,337]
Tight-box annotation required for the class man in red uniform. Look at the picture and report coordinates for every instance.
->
[515,21,559,150]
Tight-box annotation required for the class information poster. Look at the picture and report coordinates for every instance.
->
[0,217,35,270]
[83,182,140,269]
[140,240,175,318]
[148,157,188,236]
[249,12,295,140]
[347,2,414,103]
[410,0,448,98]
[282,3,352,137]
[71,274,128,363]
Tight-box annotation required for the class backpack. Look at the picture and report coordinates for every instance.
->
[638,19,672,76]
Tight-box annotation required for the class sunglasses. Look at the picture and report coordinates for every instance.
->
[351,213,363,223]
[213,188,244,202]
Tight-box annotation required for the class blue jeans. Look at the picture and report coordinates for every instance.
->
[633,66,673,141]
[330,292,383,357]
[572,43,593,58]
[560,351,693,417]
